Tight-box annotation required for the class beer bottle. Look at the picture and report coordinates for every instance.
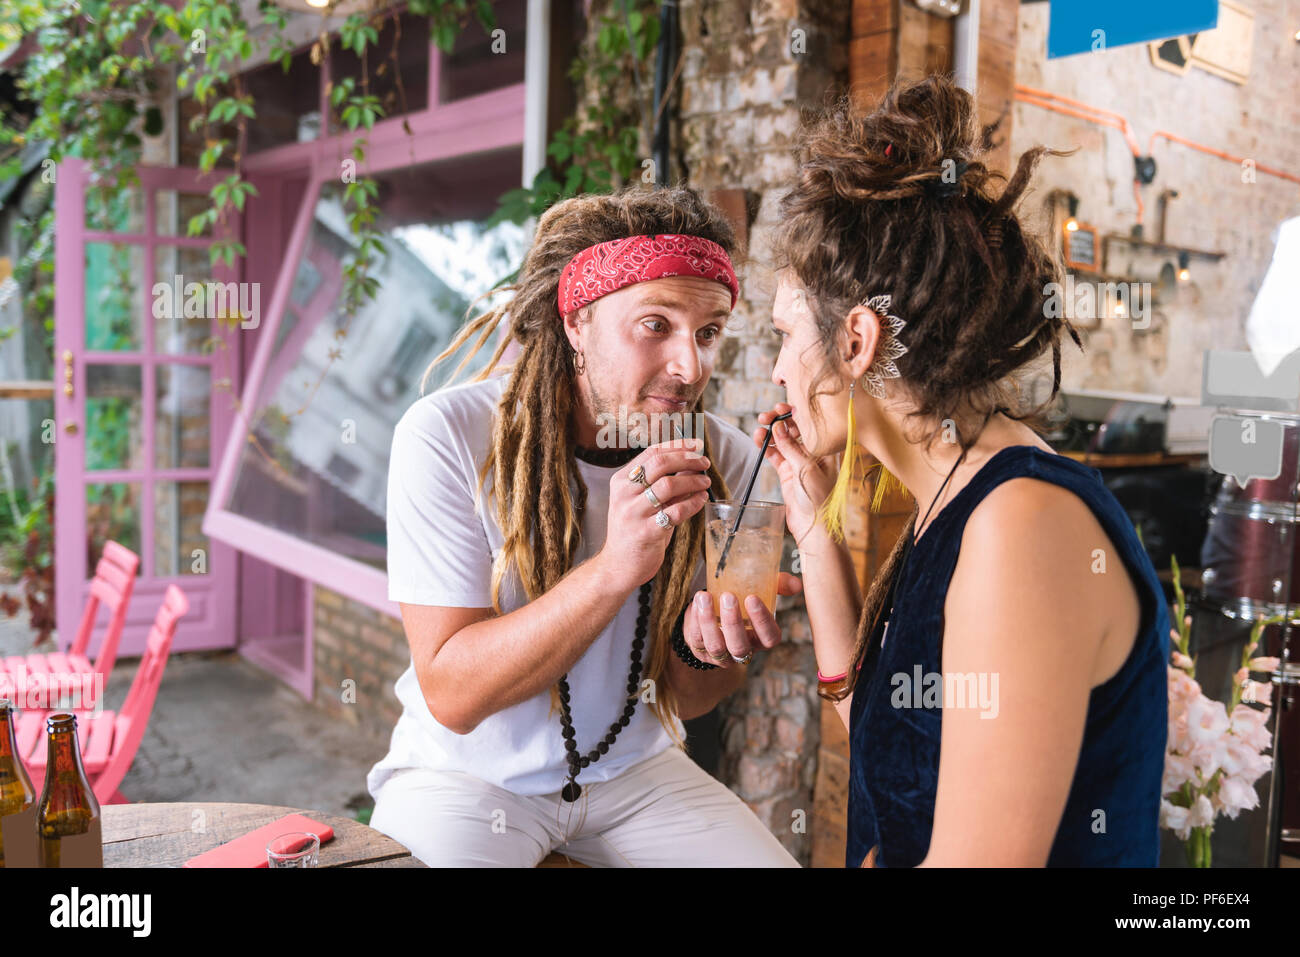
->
[0,699,36,867]
[36,712,102,868]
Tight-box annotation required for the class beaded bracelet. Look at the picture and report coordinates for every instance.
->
[670,608,718,671]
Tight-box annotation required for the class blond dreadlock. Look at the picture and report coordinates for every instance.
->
[418,186,739,749]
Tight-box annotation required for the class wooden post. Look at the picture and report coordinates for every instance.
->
[975,0,1019,177]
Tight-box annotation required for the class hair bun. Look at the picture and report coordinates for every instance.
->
[799,77,993,204]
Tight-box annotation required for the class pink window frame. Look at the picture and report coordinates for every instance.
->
[204,42,526,618]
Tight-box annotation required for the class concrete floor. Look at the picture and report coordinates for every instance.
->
[1,584,390,820]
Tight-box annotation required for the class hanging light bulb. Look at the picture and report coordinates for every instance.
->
[1178,250,1191,282]
[1065,193,1080,232]
[273,0,367,13]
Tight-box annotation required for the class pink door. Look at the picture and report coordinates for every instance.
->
[53,158,239,656]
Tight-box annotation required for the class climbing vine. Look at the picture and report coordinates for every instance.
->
[0,0,669,637]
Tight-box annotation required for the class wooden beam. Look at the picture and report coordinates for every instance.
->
[849,0,898,111]
[0,381,55,400]
[976,0,1019,177]
[897,0,955,80]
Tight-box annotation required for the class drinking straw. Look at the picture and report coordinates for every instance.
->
[713,411,793,577]
[672,419,715,503]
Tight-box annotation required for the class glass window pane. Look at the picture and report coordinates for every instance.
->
[153,245,221,355]
[85,181,144,233]
[85,242,145,351]
[86,481,141,570]
[331,9,429,126]
[438,0,527,103]
[224,150,528,569]
[242,43,322,153]
[156,364,210,469]
[155,481,211,576]
[156,190,215,237]
[85,365,143,471]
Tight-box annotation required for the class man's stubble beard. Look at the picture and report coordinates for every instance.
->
[586,372,640,450]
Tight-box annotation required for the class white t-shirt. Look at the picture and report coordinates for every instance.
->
[367,373,782,797]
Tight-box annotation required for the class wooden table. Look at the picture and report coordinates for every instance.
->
[102,802,424,868]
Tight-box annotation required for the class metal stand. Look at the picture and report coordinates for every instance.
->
[1265,410,1298,866]
[1203,406,1298,866]
[1263,617,1295,866]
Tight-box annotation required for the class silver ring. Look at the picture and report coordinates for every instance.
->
[654,510,671,529]
[628,464,648,487]
[731,652,753,664]
[643,486,661,509]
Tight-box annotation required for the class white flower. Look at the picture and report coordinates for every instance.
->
[1215,775,1261,820]
[1162,752,1198,795]
[1185,696,1230,778]
[1160,799,1193,840]
[1241,679,1273,706]
[1188,794,1216,830]
[1230,704,1272,752]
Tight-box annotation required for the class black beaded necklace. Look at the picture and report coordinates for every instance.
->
[559,442,653,802]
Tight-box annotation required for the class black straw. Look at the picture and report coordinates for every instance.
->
[713,411,793,577]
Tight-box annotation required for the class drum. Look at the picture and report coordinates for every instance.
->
[1201,413,1300,622]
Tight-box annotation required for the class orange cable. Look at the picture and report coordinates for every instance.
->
[1149,130,1300,186]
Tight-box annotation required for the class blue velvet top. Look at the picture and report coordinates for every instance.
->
[845,445,1170,867]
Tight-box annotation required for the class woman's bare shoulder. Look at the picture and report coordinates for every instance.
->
[952,474,1140,682]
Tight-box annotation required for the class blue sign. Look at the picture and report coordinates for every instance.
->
[1048,0,1220,59]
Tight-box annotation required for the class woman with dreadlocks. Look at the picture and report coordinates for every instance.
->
[367,186,802,867]
[751,76,1169,867]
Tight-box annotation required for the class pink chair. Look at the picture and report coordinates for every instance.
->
[17,584,187,805]
[0,540,139,697]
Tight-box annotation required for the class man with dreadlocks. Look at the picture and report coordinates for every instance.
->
[366,186,802,866]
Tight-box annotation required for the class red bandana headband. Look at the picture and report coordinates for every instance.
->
[557,233,739,318]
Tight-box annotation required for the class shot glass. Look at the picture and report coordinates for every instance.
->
[267,831,320,868]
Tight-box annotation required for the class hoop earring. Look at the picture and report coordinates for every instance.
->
[573,350,586,375]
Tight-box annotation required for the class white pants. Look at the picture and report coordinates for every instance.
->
[369,745,801,867]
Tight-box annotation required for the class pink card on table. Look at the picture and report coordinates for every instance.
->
[183,814,335,868]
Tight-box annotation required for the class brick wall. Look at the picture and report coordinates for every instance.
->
[676,0,850,865]
[1012,1,1300,398]
[312,586,408,740]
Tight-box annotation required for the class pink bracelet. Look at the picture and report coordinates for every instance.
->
[817,659,865,683]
